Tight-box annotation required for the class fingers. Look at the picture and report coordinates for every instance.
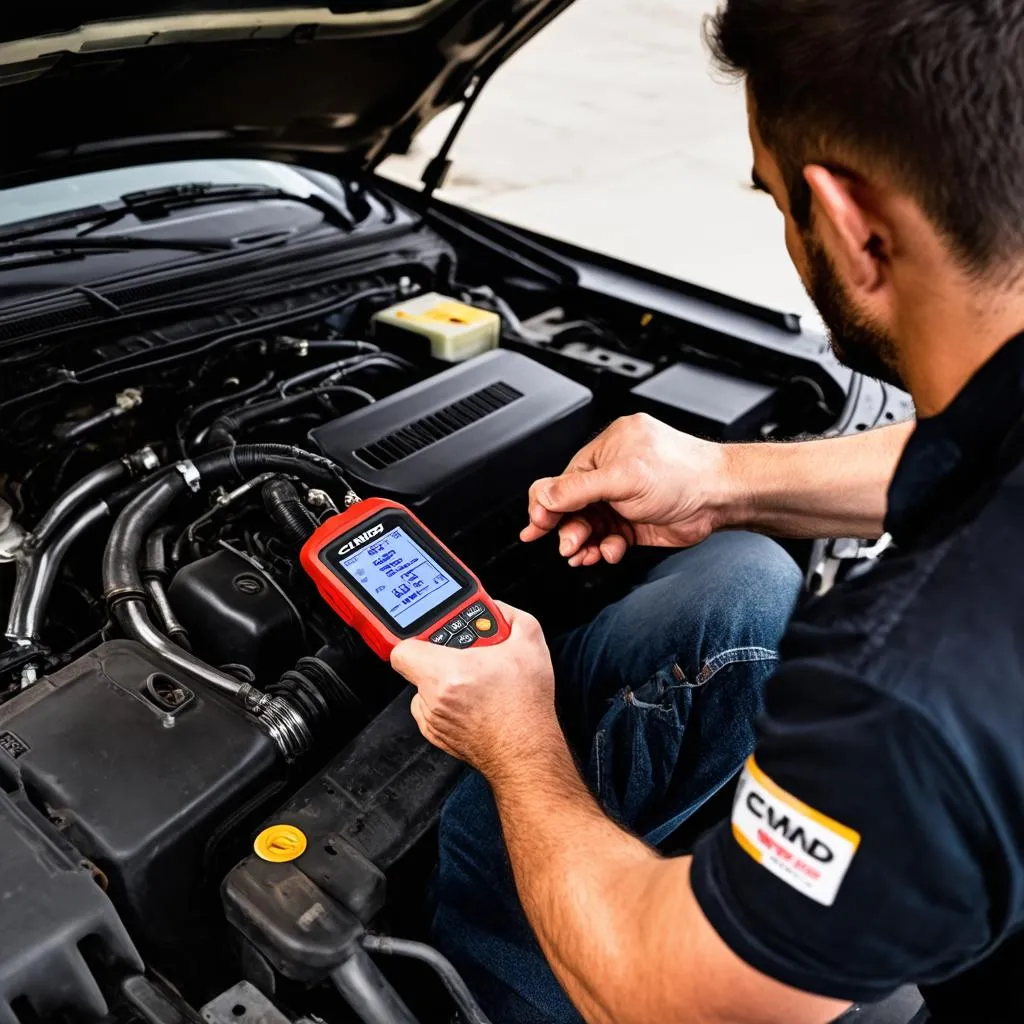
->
[410,692,456,758]
[558,516,592,556]
[409,691,428,733]
[522,466,627,544]
[600,534,630,564]
[543,466,629,513]
[562,504,633,566]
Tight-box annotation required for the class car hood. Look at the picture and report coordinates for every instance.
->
[0,1,574,188]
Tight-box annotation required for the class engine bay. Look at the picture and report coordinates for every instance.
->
[0,177,911,1024]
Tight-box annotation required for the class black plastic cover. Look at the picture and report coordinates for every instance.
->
[311,350,592,529]
[260,686,460,875]
[0,771,141,1024]
[0,641,279,962]
[168,549,302,684]
[630,362,779,440]
[223,688,460,978]
[223,859,365,982]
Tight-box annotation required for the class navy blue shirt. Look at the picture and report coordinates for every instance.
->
[692,334,1024,1019]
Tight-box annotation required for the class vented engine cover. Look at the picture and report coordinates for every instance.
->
[310,350,592,528]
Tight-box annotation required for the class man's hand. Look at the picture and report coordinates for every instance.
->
[390,602,560,779]
[523,415,915,563]
[521,414,736,566]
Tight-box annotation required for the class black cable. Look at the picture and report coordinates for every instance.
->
[176,369,276,456]
[277,351,408,396]
[204,385,374,448]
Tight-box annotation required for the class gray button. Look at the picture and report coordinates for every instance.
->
[446,630,477,649]
[429,629,450,645]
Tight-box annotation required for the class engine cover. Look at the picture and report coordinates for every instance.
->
[0,641,279,968]
[310,350,593,529]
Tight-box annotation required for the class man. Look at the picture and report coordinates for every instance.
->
[392,1,1024,1021]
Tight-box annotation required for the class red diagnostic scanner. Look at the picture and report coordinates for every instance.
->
[300,498,510,661]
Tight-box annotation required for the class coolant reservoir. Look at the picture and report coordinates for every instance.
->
[372,292,500,362]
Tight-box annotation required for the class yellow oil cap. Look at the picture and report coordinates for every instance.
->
[254,824,307,863]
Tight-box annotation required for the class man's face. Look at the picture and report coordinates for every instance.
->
[748,109,904,388]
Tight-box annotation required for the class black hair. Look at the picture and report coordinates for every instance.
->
[705,0,1024,275]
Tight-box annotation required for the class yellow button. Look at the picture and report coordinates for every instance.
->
[254,824,307,863]
[474,618,493,633]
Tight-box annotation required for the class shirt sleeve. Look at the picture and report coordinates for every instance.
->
[690,656,999,1004]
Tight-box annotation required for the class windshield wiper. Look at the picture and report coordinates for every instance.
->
[0,183,354,243]
[0,235,237,271]
[0,236,234,256]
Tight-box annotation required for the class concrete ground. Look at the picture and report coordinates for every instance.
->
[381,0,817,321]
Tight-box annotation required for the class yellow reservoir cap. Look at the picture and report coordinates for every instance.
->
[254,824,307,863]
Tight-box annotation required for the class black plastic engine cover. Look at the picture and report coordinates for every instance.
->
[310,350,593,530]
[0,641,279,965]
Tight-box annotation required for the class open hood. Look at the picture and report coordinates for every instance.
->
[0,1,575,188]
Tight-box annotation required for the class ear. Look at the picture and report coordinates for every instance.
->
[804,164,889,293]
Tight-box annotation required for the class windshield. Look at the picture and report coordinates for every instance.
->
[0,159,333,229]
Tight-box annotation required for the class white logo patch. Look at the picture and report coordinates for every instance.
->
[730,757,861,907]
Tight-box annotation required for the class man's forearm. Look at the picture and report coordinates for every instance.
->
[489,725,682,1024]
[486,733,848,1024]
[720,422,913,539]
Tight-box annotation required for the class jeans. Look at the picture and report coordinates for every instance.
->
[432,532,804,1024]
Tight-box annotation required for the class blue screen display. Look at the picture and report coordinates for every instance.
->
[340,526,462,629]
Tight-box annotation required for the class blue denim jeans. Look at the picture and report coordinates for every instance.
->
[432,532,803,1023]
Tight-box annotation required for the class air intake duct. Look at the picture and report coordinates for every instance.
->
[310,350,592,529]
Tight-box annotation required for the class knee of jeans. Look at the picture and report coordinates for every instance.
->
[697,532,803,647]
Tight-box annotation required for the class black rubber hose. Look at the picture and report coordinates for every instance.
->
[141,525,176,578]
[102,444,347,602]
[32,459,128,548]
[330,951,419,1024]
[267,657,363,745]
[262,479,319,547]
[361,936,493,1024]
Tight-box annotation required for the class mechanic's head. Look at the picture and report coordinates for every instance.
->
[706,0,1024,393]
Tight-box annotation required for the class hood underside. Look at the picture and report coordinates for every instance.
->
[0,1,574,188]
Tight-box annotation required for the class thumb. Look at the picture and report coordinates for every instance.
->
[391,638,452,685]
[535,466,631,516]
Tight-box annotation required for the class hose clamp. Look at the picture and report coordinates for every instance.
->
[255,695,314,762]
[174,460,202,493]
[137,447,160,472]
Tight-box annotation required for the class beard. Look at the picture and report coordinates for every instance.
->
[805,236,905,389]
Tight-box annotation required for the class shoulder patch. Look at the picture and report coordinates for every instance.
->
[731,756,861,907]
